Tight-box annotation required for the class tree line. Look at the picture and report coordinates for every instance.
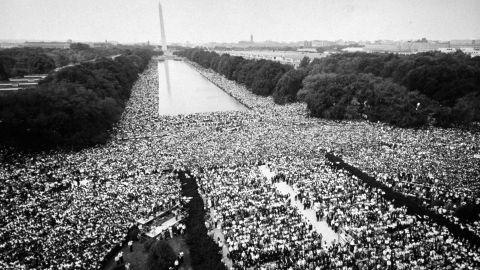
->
[0,47,56,79]
[175,48,292,96]
[0,43,147,80]
[176,48,480,128]
[0,47,157,149]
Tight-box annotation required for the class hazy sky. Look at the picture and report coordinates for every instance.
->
[1,0,479,43]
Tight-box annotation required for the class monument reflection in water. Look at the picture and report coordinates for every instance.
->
[157,60,248,116]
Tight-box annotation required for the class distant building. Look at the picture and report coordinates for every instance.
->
[450,40,472,46]
[304,40,313,47]
[459,47,480,57]
[342,47,364,53]
[449,40,480,49]
[416,37,428,43]
[406,41,448,52]
[0,81,38,93]
[364,43,399,53]
[297,48,317,53]
[0,86,21,93]
[0,74,47,93]
[438,48,457,54]
[365,41,448,53]
[91,41,114,48]
[250,34,254,43]
[0,42,19,48]
[311,40,335,47]
[23,41,72,49]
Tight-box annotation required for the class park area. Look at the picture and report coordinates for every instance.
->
[1,57,479,269]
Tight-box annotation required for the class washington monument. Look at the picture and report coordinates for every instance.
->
[158,1,171,115]
[158,1,168,54]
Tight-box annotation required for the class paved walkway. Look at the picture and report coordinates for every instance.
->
[209,213,233,269]
[259,166,343,246]
[201,165,344,270]
[274,181,342,246]
[202,194,233,269]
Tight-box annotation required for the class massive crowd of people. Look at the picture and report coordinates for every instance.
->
[197,161,480,269]
[0,62,182,269]
[199,166,323,269]
[340,126,480,235]
[1,57,479,269]
[187,61,480,239]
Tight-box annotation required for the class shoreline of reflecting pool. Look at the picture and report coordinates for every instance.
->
[157,60,248,115]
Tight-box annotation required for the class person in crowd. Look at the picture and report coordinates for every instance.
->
[1,58,479,270]
[128,240,133,252]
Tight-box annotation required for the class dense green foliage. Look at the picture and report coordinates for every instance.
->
[0,44,156,80]
[308,51,480,107]
[175,48,292,96]
[0,48,56,79]
[301,73,441,127]
[179,171,226,270]
[0,48,155,149]
[0,46,130,79]
[302,52,480,127]
[177,48,480,128]
[272,68,308,104]
[145,239,177,270]
[69,42,91,51]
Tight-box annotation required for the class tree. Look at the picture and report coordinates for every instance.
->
[251,61,291,96]
[174,47,476,127]
[146,240,177,270]
[0,56,16,79]
[306,51,480,109]
[299,56,310,68]
[0,47,154,149]
[272,68,307,104]
[302,73,438,127]
[70,43,91,50]
[29,54,55,74]
[452,92,480,124]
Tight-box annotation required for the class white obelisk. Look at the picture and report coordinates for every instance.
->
[158,1,168,54]
[158,1,171,115]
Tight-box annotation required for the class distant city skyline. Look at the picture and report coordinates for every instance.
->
[3,37,479,46]
[1,0,479,44]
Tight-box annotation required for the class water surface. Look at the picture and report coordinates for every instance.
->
[157,60,248,115]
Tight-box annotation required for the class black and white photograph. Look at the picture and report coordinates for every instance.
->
[0,0,479,269]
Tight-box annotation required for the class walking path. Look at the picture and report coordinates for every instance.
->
[200,192,234,269]
[259,165,343,246]
[209,209,234,269]
[203,165,344,270]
